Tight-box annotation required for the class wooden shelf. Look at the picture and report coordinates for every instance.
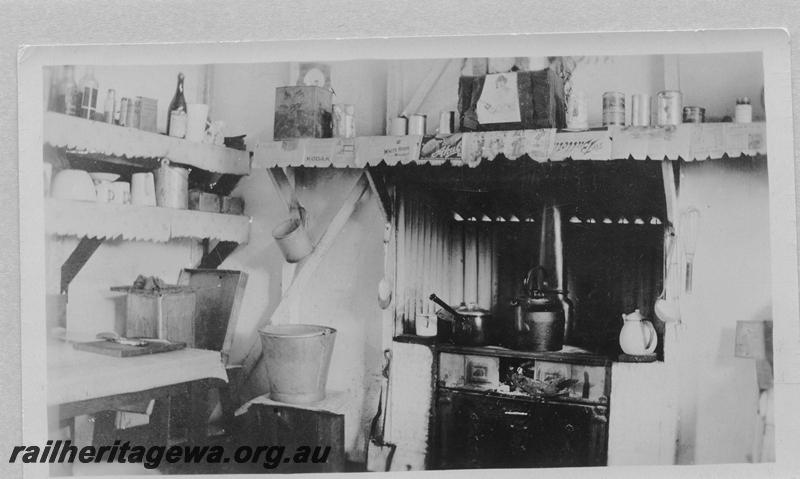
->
[44,112,251,175]
[253,123,766,168]
[46,198,251,243]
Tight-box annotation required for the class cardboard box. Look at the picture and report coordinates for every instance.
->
[188,190,221,212]
[274,86,333,140]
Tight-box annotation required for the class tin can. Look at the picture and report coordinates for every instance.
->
[631,94,651,127]
[656,90,682,127]
[408,114,427,136]
[389,116,407,136]
[602,92,626,127]
[682,106,705,124]
[566,91,589,130]
[333,104,356,138]
[119,97,129,126]
[438,111,455,135]
[734,97,752,124]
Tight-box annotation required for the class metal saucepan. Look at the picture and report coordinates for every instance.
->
[429,293,493,347]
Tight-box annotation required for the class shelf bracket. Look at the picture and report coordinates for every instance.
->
[365,167,393,223]
[199,240,240,269]
[60,237,104,294]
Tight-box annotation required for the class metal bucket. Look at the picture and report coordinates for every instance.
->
[259,324,337,405]
[154,159,189,209]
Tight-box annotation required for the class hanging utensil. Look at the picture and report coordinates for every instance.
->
[681,207,701,294]
[378,223,393,310]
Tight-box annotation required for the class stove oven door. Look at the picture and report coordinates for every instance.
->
[433,389,607,469]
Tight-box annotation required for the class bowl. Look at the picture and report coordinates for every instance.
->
[89,172,120,183]
[51,169,97,202]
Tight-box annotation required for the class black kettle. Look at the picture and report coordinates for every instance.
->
[509,266,570,351]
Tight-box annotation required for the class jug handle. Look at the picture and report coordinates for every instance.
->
[643,321,658,354]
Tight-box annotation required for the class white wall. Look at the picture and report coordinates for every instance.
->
[672,158,770,464]
[677,52,765,121]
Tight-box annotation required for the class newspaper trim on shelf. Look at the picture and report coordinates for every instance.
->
[46,199,251,243]
[252,123,766,168]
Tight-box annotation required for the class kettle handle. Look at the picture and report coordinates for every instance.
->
[643,321,658,354]
[523,266,549,293]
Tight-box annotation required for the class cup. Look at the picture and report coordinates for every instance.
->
[131,172,156,206]
[111,181,131,204]
[186,104,210,142]
[94,181,115,203]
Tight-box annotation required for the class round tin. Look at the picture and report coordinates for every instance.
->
[631,94,651,127]
[602,91,626,126]
[682,106,705,124]
[408,114,427,136]
[656,90,683,127]
[389,116,408,136]
[438,111,455,135]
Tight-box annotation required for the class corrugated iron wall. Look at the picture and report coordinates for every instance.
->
[395,186,498,334]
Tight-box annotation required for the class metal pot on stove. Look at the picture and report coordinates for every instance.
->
[509,266,569,351]
[429,294,493,347]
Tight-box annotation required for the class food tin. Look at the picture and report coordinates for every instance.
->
[332,104,356,138]
[438,111,455,135]
[602,91,626,127]
[389,116,408,136]
[682,106,705,123]
[118,97,129,126]
[631,94,651,127]
[656,90,683,127]
[408,114,427,136]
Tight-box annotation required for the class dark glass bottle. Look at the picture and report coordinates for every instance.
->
[167,72,187,137]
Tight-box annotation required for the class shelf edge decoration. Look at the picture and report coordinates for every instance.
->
[46,199,251,243]
[44,112,251,175]
[252,123,766,169]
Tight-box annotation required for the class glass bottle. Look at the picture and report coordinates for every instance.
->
[61,66,79,116]
[167,72,187,138]
[78,67,99,120]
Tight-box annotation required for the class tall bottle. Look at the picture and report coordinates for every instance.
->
[61,66,79,116]
[78,67,99,120]
[167,72,187,138]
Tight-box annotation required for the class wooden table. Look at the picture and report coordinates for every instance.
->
[47,340,228,447]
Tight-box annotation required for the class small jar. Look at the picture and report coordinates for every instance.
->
[735,97,752,124]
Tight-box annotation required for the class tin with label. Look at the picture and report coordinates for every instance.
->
[631,94,651,127]
[333,104,356,138]
[408,114,427,136]
[656,90,683,127]
[682,106,705,124]
[602,91,626,127]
